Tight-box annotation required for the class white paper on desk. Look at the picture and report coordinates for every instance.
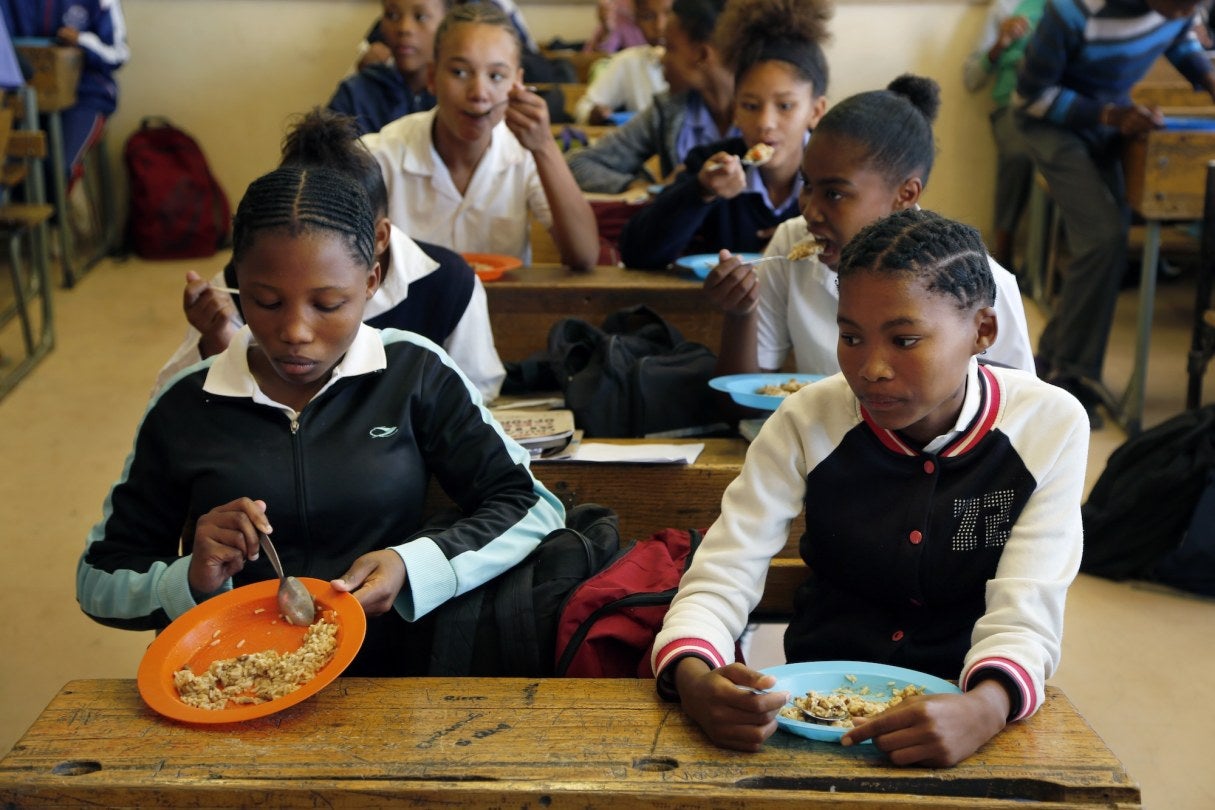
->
[570,442,704,464]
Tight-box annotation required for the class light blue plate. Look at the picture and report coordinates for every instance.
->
[607,110,635,126]
[708,373,824,410]
[763,661,961,744]
[1163,116,1215,131]
[675,252,764,279]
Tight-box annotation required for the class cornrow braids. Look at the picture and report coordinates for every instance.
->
[231,166,376,271]
[280,108,389,218]
[436,1,520,62]
[815,74,940,187]
[837,209,996,311]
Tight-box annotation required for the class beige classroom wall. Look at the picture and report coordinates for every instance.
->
[108,1,997,242]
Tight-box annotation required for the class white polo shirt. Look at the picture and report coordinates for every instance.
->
[362,108,552,264]
[757,216,1036,375]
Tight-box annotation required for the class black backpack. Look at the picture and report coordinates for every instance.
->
[505,305,721,438]
[428,504,622,677]
[1081,405,1215,585]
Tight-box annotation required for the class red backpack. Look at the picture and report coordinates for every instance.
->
[124,117,231,260]
[554,527,708,677]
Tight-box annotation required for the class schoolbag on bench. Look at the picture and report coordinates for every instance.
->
[124,117,231,260]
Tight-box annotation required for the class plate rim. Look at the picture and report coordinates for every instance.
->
[674,252,765,279]
[136,577,366,724]
[707,372,825,409]
[763,660,961,743]
[460,252,523,281]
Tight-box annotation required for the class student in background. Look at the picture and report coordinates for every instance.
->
[573,0,672,125]
[582,0,647,55]
[79,165,565,676]
[157,109,506,402]
[1012,0,1215,426]
[618,0,829,269]
[962,0,1044,271]
[362,2,598,269]
[329,0,448,136]
[707,75,1035,382]
[652,209,1088,765]
[0,0,128,187]
[566,0,736,194]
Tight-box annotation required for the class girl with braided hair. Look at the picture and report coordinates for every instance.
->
[618,0,830,269]
[652,208,1088,766]
[78,165,565,676]
[707,74,1035,386]
[157,108,505,402]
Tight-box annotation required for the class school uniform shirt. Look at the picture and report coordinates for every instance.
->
[153,226,506,401]
[79,324,565,670]
[759,217,1036,375]
[327,63,437,136]
[361,108,551,264]
[1,0,129,115]
[573,44,667,124]
[652,360,1088,721]
[618,136,803,270]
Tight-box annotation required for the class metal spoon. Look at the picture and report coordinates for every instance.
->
[798,706,850,725]
[256,531,316,626]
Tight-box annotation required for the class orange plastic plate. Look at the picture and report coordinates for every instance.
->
[462,252,523,281]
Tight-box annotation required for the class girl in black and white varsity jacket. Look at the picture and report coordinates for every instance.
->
[652,210,1088,766]
[77,166,564,676]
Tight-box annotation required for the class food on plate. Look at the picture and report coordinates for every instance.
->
[470,261,494,275]
[743,142,775,165]
[173,615,339,710]
[786,235,823,260]
[779,681,927,728]
[757,378,813,397]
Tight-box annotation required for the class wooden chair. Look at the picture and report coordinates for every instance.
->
[0,87,55,400]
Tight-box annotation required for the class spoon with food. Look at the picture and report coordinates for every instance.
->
[256,531,316,626]
[705,143,775,172]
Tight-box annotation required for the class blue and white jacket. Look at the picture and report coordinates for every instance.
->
[1,0,129,115]
[1014,0,1211,131]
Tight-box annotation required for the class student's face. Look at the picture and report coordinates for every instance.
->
[238,230,380,408]
[635,0,674,46]
[836,271,995,447]
[733,61,827,180]
[430,22,523,142]
[381,0,445,78]
[1146,0,1203,19]
[798,131,921,269]
[659,18,701,93]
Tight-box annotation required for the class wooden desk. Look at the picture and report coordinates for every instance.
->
[484,263,721,361]
[1113,126,1215,432]
[0,678,1140,808]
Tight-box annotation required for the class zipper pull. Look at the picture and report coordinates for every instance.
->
[290,417,300,434]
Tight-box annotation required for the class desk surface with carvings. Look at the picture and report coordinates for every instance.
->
[0,678,1140,809]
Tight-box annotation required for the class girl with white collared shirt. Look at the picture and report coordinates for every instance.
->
[361,1,599,270]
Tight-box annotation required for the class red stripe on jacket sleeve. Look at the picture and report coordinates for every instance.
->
[653,638,728,700]
[963,657,1037,721]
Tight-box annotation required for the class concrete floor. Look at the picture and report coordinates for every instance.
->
[2,253,1213,808]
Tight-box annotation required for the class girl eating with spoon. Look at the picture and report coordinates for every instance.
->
[76,165,565,676]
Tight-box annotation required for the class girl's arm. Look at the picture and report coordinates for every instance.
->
[506,86,600,271]
[617,167,717,269]
[566,103,666,193]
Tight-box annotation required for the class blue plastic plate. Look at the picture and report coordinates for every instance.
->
[708,373,824,410]
[1163,116,1215,131]
[607,110,635,126]
[764,661,961,744]
[675,253,764,279]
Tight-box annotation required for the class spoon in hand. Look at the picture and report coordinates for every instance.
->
[256,531,316,626]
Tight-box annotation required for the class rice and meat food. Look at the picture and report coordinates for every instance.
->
[173,615,338,710]
[786,236,823,260]
[757,378,814,397]
[779,680,927,728]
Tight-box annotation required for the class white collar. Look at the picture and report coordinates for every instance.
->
[365,225,441,318]
[401,107,526,179]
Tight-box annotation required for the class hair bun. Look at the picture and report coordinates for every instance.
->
[887,74,941,124]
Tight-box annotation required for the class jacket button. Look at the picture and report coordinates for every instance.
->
[892,630,905,642]
[923,460,935,474]
[909,530,923,545]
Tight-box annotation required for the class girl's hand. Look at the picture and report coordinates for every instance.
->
[674,658,788,751]
[331,551,407,616]
[841,680,1010,767]
[182,271,239,359]
[56,26,80,45]
[1104,103,1164,136]
[189,498,272,595]
[504,83,553,153]
[704,249,760,317]
[697,152,746,203]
